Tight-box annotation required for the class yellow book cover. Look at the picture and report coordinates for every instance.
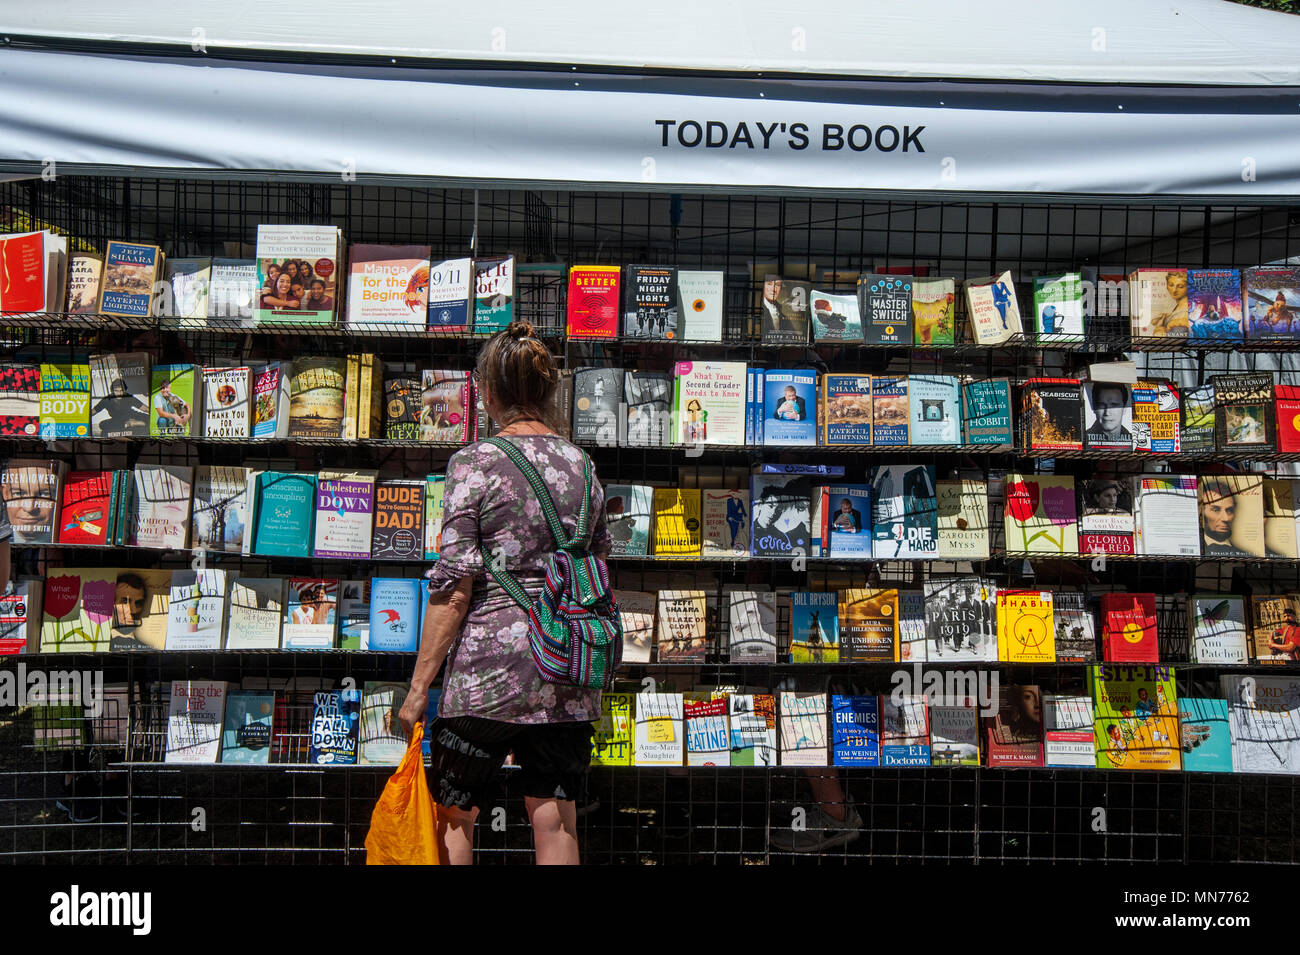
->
[359,354,384,439]
[342,353,361,440]
[996,589,1056,663]
[652,488,702,556]
[1091,664,1180,770]
[838,588,898,662]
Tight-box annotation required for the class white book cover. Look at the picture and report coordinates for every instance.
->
[208,259,259,324]
[633,693,684,766]
[779,691,829,766]
[729,694,777,766]
[728,590,777,663]
[165,680,226,764]
[164,569,228,650]
[1223,675,1300,774]
[282,579,338,650]
[202,366,252,437]
[313,473,376,560]
[1043,693,1096,767]
[191,465,249,554]
[614,589,654,664]
[701,488,749,557]
[131,465,193,550]
[676,270,724,341]
[226,578,286,650]
[674,360,747,446]
[1188,595,1248,664]
[427,256,473,328]
[964,271,1022,344]
[899,590,928,662]
[684,697,731,767]
[346,245,433,326]
[1134,476,1200,557]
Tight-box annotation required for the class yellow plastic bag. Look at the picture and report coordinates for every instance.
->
[365,722,441,865]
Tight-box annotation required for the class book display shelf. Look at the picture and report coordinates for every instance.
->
[3,177,1300,866]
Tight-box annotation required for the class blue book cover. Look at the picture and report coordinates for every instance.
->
[220,691,275,765]
[871,376,909,446]
[100,241,161,317]
[368,578,422,652]
[427,256,472,329]
[308,689,361,765]
[762,369,817,446]
[252,472,316,557]
[831,695,880,766]
[760,463,845,476]
[1188,268,1243,340]
[420,687,442,759]
[823,374,872,445]
[791,591,839,662]
[1178,697,1233,772]
[961,378,1013,445]
[824,484,873,557]
[909,375,962,445]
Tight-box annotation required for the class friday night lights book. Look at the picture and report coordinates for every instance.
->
[622,265,678,340]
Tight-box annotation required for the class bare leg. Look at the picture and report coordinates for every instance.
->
[525,796,580,865]
[805,770,846,822]
[439,805,478,865]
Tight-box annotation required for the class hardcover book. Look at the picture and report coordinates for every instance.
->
[908,375,961,445]
[357,683,410,765]
[566,265,621,339]
[308,689,362,765]
[164,569,228,651]
[338,579,370,650]
[810,289,863,342]
[758,275,810,344]
[88,352,150,437]
[283,579,339,650]
[2,458,64,544]
[870,376,909,446]
[791,592,839,662]
[225,578,285,650]
[651,488,702,556]
[831,695,879,766]
[749,473,811,558]
[1083,380,1135,450]
[1078,478,1135,555]
[222,691,276,765]
[1197,474,1264,558]
[250,472,316,558]
[604,484,653,557]
[1177,697,1233,773]
[655,591,707,663]
[427,256,473,330]
[383,373,422,440]
[685,698,731,767]
[821,484,872,558]
[1250,594,1300,664]
[761,369,818,446]
[996,590,1056,663]
[673,360,747,446]
[1188,594,1248,664]
[372,479,424,560]
[614,590,655,664]
[1263,478,1299,558]
[898,590,927,662]
[729,694,777,767]
[728,590,777,663]
[622,265,678,339]
[98,241,163,318]
[368,579,422,652]
[1221,675,1300,773]
[964,271,1021,344]
[207,258,259,324]
[191,465,248,554]
[821,374,872,445]
[130,465,193,550]
[254,224,343,326]
[1092,664,1180,770]
[1021,377,1083,451]
[165,257,211,322]
[911,277,955,345]
[1187,268,1243,340]
[56,471,111,547]
[165,681,226,764]
[1277,384,1300,453]
[983,684,1044,767]
[839,588,898,662]
[623,371,673,448]
[572,367,622,446]
[473,256,514,334]
[700,489,749,557]
[961,378,1013,445]
[634,694,685,767]
[419,369,471,443]
[1131,379,1181,453]
[39,361,90,439]
[936,479,989,561]
[869,464,937,560]
[1243,264,1300,339]
[1003,473,1078,555]
[1033,272,1085,341]
[148,363,196,438]
[1128,268,1188,338]
[859,274,912,344]
[1211,372,1274,454]
[65,253,103,314]
[930,702,981,767]
[288,357,345,439]
[676,270,724,341]
[592,693,634,766]
[779,691,829,766]
[880,694,930,766]
[922,576,997,662]
[345,243,432,327]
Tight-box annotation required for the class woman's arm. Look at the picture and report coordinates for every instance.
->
[399,576,473,736]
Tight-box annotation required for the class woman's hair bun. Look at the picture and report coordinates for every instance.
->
[506,320,536,341]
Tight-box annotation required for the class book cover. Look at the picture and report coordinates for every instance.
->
[1211,372,1274,453]
[839,588,898,662]
[1221,675,1300,774]
[996,590,1056,663]
[1033,272,1085,340]
[251,361,291,440]
[221,691,276,765]
[308,689,361,764]
[472,256,514,334]
[1053,591,1097,663]
[130,465,193,550]
[423,474,446,559]
[383,373,422,440]
[0,230,49,313]
[368,579,422,652]
[1188,595,1248,664]
[673,360,747,446]
[572,367,623,446]
[88,352,150,437]
[313,474,376,559]
[759,275,810,344]
[251,472,315,558]
[346,243,432,326]
[1003,473,1078,555]
[964,271,1021,344]
[614,590,655,664]
[1180,383,1216,454]
[1264,479,1299,558]
[810,289,863,342]
[822,374,872,445]
[566,264,622,340]
[791,592,839,663]
[762,370,817,445]
[728,590,777,663]
[823,484,872,558]
[419,369,470,443]
[2,458,63,544]
[592,693,634,766]
[930,703,981,767]
[1092,664,1180,770]
[1131,379,1181,453]
[1043,694,1096,768]
[1250,594,1300,664]
[623,371,673,448]
[164,569,228,651]
[685,698,731,767]
[1243,264,1300,339]
[1188,268,1243,340]
[880,695,930,766]
[1277,384,1300,453]
[651,488,702,556]
[192,465,248,554]
[655,591,707,663]
[1101,593,1159,663]
[0,364,40,437]
[254,225,342,326]
[425,256,473,330]
[912,277,956,345]
[65,252,103,315]
[936,479,989,561]
[1022,378,1083,451]
[56,471,111,546]
[1198,475,1264,558]
[908,375,961,445]
[922,576,997,662]
[356,683,410,765]
[729,694,777,767]
[165,256,211,321]
[749,473,811,558]
[961,378,1013,445]
[201,366,252,438]
[1129,268,1188,338]
[869,464,938,559]
[148,363,195,438]
[676,270,724,341]
[40,569,116,653]
[1078,478,1134,555]
[983,684,1043,767]
[1133,476,1200,557]
[39,361,90,439]
[870,375,909,446]
[337,579,369,650]
[634,693,685,766]
[372,479,424,560]
[165,681,226,764]
[288,357,345,439]
[1177,697,1233,773]
[1083,380,1135,450]
[700,489,749,557]
[110,568,172,651]
[622,265,678,340]
[831,696,879,766]
[98,241,161,318]
[860,274,913,345]
[207,258,259,323]
[604,484,653,557]
[779,692,829,766]
[226,578,285,650]
[283,579,338,650]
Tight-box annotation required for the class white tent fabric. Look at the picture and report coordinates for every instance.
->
[5,0,1300,85]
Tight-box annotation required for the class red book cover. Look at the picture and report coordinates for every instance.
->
[1276,384,1300,453]
[1101,592,1158,663]
[566,265,620,339]
[982,684,1044,768]
[57,470,112,546]
[0,231,47,313]
[0,364,39,437]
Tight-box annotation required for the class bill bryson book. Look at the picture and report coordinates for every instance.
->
[791,591,839,662]
[622,264,678,340]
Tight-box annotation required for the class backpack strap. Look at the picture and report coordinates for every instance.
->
[484,436,593,551]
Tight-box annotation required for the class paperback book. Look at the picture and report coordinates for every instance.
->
[869,464,937,560]
[1187,268,1243,340]
[749,473,811,558]
[427,257,473,330]
[567,265,621,339]
[1188,595,1248,664]
[1033,272,1085,341]
[870,376,909,446]
[371,479,424,560]
[700,489,749,557]
[165,681,226,764]
[1078,478,1135,555]
[908,375,961,445]
[1092,664,1180,771]
[164,569,228,651]
[729,694,777,767]
[778,691,829,766]
[810,289,863,342]
[791,592,839,663]
[88,352,150,437]
[622,265,678,339]
[961,378,1013,445]
[473,256,514,334]
[936,479,989,561]
[728,590,777,663]
[673,360,747,446]
[308,689,362,765]
[758,275,810,344]
[821,374,872,445]
[345,243,432,327]
[984,684,1044,767]
[1243,264,1300,339]
[225,578,285,650]
[1131,379,1181,453]
[1003,473,1078,555]
[880,695,930,766]
[655,591,707,663]
[762,370,818,446]
[1021,378,1083,451]
[922,577,997,662]
[191,465,249,554]
[839,588,898,662]
[614,590,655,664]
[221,691,276,764]
[676,270,724,341]
[964,271,1021,344]
[911,277,955,345]
[831,695,879,766]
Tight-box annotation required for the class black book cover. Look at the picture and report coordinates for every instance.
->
[622,370,673,448]
[750,474,811,557]
[1211,372,1274,454]
[383,375,421,440]
[572,367,623,445]
[621,265,679,340]
[859,274,914,345]
[758,276,811,344]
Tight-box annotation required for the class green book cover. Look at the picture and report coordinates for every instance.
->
[251,472,316,558]
[38,362,90,439]
[1090,664,1181,771]
[1032,272,1086,341]
[221,691,275,764]
[423,474,446,559]
[150,363,196,437]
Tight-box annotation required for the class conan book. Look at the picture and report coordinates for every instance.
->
[1187,268,1243,340]
[728,590,777,663]
[427,257,473,330]
[762,369,818,446]
[473,256,514,334]
[1242,264,1300,339]
[911,277,955,345]
[1078,478,1134,555]
[1082,380,1135,451]
[701,489,749,557]
[88,352,150,437]
[1211,372,1274,454]
[936,479,989,561]
[810,289,863,342]
[1003,473,1078,555]
[1188,595,1248,664]
[922,576,997,662]
[1021,377,1082,451]
[655,590,708,663]
[749,473,811,558]
[622,265,678,339]
[1131,379,1181,453]
[908,375,961,445]
[567,265,621,339]
[1033,272,1085,341]
[791,591,839,663]
[964,271,1022,344]
[1053,591,1097,664]
[870,375,909,446]
[831,696,879,766]
[308,689,361,765]
[1128,268,1188,338]
[676,270,724,341]
[869,464,937,560]
[961,378,1013,445]
[839,588,898,662]
[1091,664,1180,771]
[859,274,912,344]
[821,374,872,445]
[372,479,424,560]
[572,366,622,446]
[623,370,673,448]
[604,484,653,557]
[148,363,196,438]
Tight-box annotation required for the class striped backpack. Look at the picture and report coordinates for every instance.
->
[478,437,622,690]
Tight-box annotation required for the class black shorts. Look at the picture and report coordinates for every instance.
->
[425,715,594,812]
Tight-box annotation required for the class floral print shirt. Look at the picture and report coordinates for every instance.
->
[426,434,609,724]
